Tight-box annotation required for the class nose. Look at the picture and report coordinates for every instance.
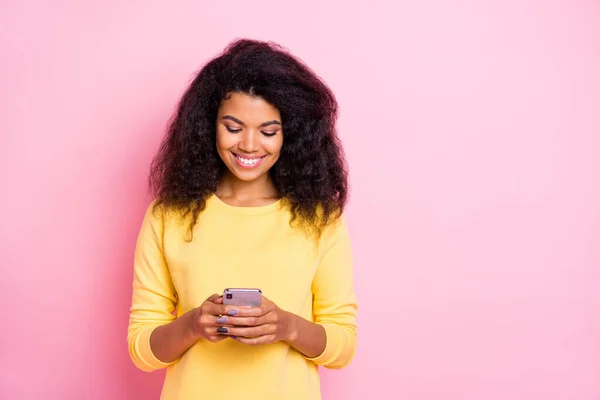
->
[238,129,260,153]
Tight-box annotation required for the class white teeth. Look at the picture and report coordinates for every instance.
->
[236,155,262,165]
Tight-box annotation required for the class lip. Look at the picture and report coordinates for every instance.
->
[232,152,266,169]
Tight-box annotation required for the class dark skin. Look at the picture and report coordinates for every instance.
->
[150,93,326,363]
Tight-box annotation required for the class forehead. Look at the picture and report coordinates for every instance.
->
[218,92,281,123]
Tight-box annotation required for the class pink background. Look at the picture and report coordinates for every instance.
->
[1,1,599,399]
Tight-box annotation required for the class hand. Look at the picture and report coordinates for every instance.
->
[215,296,296,346]
[188,294,241,343]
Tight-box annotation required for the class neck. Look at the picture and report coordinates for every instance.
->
[216,171,280,202]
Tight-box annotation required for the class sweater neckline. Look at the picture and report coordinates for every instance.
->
[207,193,284,215]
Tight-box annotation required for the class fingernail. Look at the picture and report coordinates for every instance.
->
[217,327,228,334]
[227,309,238,316]
[230,336,237,340]
[216,317,228,323]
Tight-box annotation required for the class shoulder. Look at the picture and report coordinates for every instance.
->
[140,200,191,232]
[142,200,173,224]
[324,213,348,236]
[317,212,350,250]
[318,204,347,233]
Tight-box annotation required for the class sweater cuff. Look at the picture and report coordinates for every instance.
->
[134,325,175,371]
[305,323,343,366]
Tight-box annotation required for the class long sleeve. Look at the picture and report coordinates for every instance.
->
[306,216,358,369]
[127,203,178,372]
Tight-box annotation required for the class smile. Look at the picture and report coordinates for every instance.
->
[233,153,266,168]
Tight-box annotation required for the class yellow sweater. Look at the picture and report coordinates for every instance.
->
[127,194,357,400]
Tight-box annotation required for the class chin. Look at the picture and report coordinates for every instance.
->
[228,166,266,182]
[233,172,262,182]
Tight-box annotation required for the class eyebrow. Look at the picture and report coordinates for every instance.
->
[221,115,281,128]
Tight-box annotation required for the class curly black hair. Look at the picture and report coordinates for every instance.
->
[149,38,349,239]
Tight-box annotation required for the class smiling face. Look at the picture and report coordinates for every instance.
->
[216,92,284,183]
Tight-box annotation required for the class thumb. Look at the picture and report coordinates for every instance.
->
[206,293,220,303]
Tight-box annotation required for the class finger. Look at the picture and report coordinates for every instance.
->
[206,326,235,337]
[193,313,231,335]
[214,296,224,305]
[233,304,272,318]
[234,334,276,346]
[261,295,271,303]
[222,313,277,327]
[202,301,241,317]
[220,324,277,339]
[205,334,228,343]
[206,293,220,302]
[202,314,238,327]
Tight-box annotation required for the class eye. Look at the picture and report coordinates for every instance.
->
[226,126,242,133]
[261,130,279,137]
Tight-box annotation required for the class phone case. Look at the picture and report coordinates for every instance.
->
[223,288,262,307]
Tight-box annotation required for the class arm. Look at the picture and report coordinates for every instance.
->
[127,203,193,371]
[148,310,200,364]
[296,216,358,369]
[149,293,230,363]
[283,312,327,358]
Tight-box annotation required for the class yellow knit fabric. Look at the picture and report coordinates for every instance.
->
[127,194,357,399]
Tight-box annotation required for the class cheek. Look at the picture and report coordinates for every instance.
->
[216,131,233,150]
[265,137,283,156]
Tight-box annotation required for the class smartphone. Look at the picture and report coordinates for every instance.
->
[223,288,262,307]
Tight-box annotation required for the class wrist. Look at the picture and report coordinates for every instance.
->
[185,309,202,341]
[283,311,299,343]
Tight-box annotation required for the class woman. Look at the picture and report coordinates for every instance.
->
[127,38,357,400]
